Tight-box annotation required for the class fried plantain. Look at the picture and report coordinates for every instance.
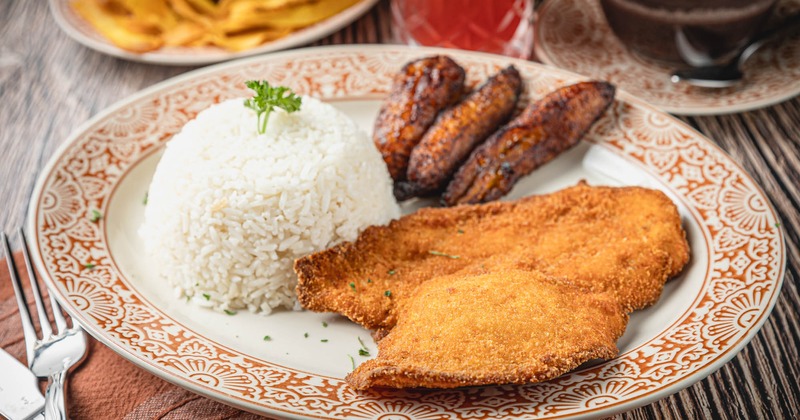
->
[402,65,522,199]
[373,55,466,182]
[443,81,616,206]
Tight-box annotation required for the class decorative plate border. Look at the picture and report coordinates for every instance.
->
[28,45,785,419]
[534,0,800,115]
[48,0,379,66]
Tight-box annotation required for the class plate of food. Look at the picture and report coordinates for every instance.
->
[48,0,379,65]
[28,45,784,419]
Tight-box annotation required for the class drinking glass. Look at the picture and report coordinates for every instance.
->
[391,0,535,59]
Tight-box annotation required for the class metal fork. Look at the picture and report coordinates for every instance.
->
[2,229,88,420]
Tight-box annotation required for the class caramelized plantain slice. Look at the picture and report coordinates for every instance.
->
[373,56,466,182]
[404,65,522,199]
[443,81,615,206]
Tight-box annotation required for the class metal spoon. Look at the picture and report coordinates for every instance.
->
[670,12,800,88]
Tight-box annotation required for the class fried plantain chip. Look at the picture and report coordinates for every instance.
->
[168,0,215,27]
[72,0,164,52]
[224,0,361,30]
[210,27,293,51]
[118,0,178,29]
[71,0,364,53]
[161,20,206,46]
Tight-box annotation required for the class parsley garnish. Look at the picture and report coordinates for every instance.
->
[457,229,465,234]
[142,192,148,205]
[84,263,95,270]
[388,269,396,275]
[202,293,210,300]
[357,336,370,357]
[224,309,237,315]
[89,209,102,223]
[349,282,356,291]
[429,250,460,259]
[304,332,309,338]
[322,322,328,327]
[244,80,302,134]
[321,339,328,343]
[348,354,355,370]
[263,335,272,341]
[384,290,392,297]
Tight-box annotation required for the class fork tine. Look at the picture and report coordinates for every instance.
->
[20,228,68,333]
[17,228,53,338]
[48,293,69,333]
[2,232,38,364]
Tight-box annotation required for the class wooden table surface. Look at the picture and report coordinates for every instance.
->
[1,1,798,419]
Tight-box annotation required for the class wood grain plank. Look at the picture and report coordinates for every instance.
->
[0,0,798,418]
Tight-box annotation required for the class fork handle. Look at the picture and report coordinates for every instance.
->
[43,370,68,420]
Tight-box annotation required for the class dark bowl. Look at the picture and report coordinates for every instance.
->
[599,0,777,66]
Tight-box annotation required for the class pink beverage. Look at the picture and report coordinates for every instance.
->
[391,0,535,59]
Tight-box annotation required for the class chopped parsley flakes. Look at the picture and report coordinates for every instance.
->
[357,336,370,357]
[89,209,102,223]
[429,250,460,259]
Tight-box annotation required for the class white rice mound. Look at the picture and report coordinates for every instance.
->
[139,97,400,314]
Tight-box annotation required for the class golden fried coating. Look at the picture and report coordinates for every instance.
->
[294,183,690,333]
[373,55,466,182]
[346,270,628,389]
[443,81,616,206]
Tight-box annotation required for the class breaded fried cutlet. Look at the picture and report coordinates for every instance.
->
[346,270,628,390]
[294,182,690,333]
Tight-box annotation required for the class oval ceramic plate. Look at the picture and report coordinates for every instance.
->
[534,0,800,115]
[48,0,379,66]
[28,45,785,419]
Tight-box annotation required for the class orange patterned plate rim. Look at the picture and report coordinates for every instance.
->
[534,0,800,115]
[48,0,379,66]
[27,45,785,419]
